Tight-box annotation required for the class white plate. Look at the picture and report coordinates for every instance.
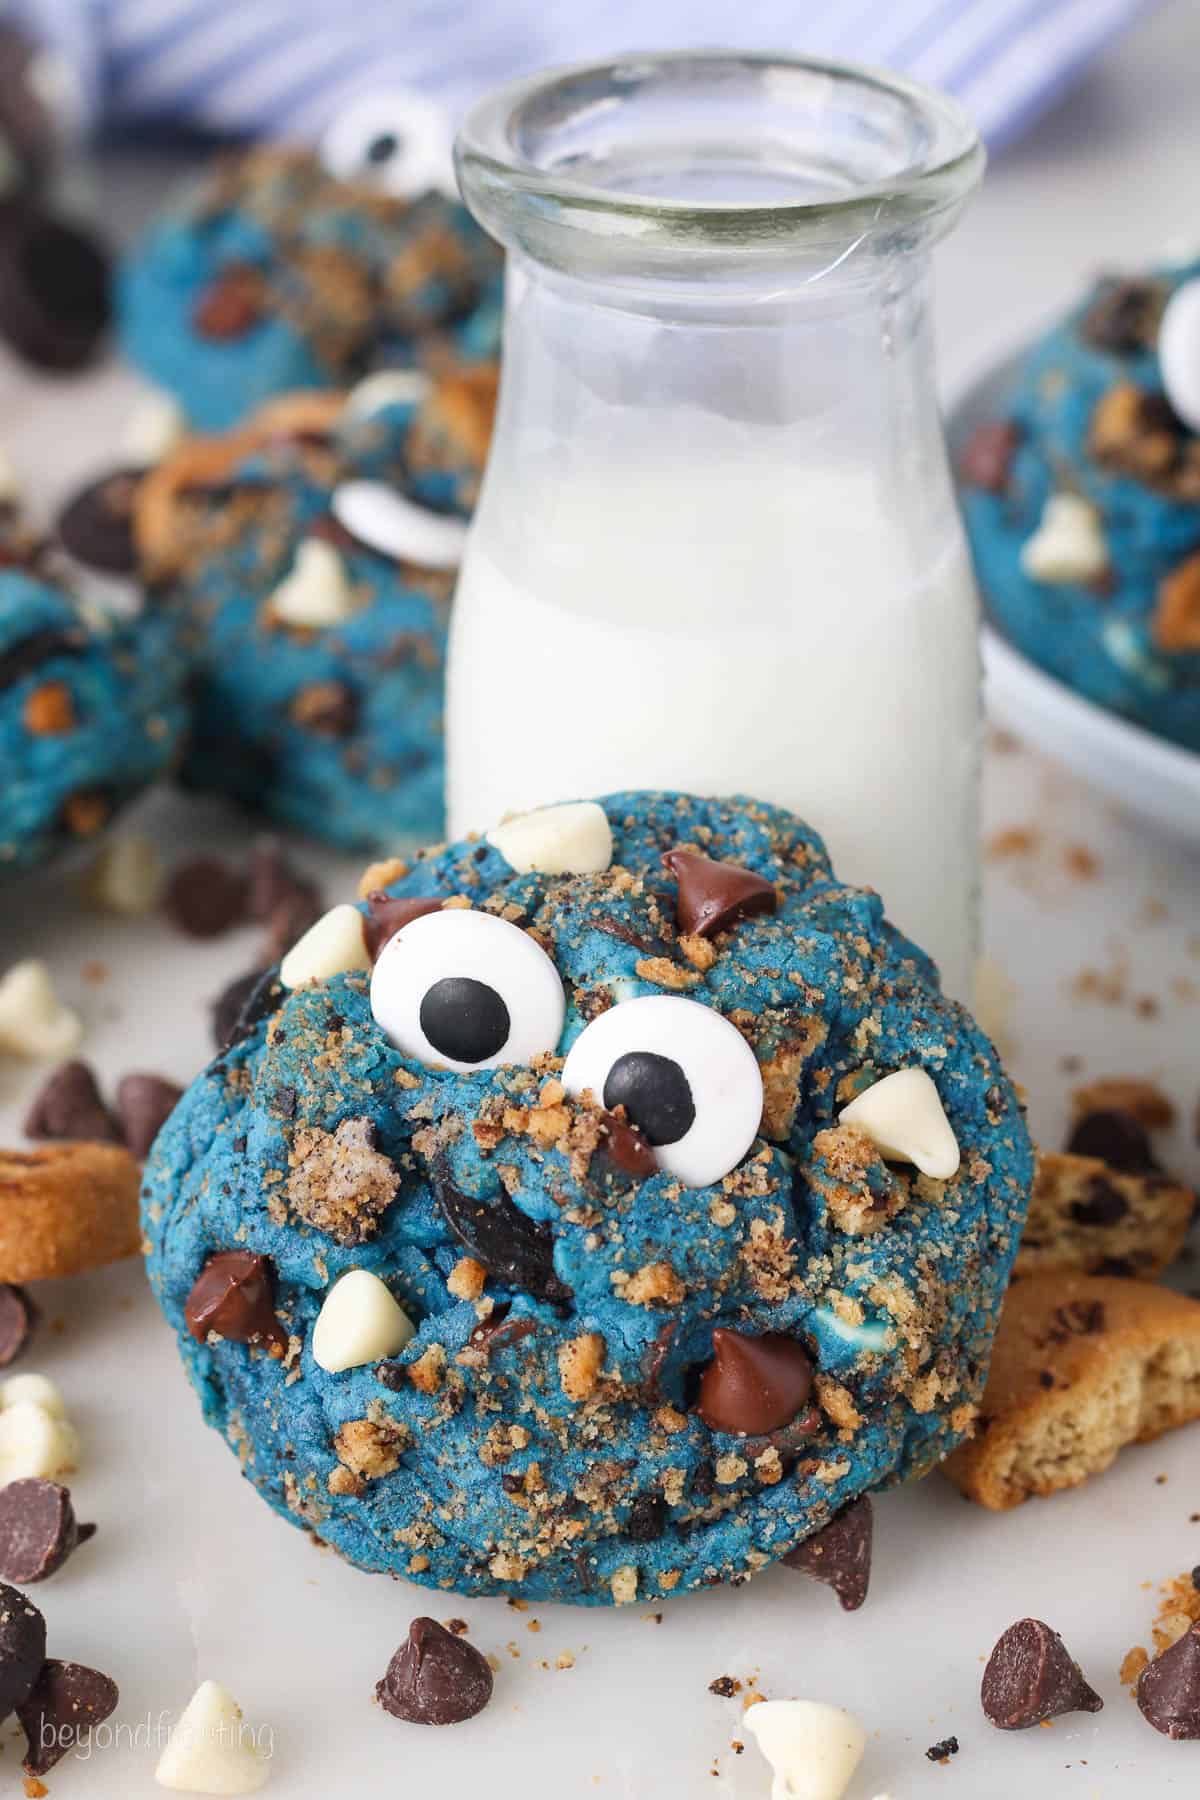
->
[947,344,1200,845]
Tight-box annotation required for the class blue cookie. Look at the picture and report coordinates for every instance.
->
[119,143,502,432]
[142,793,1033,1607]
[959,263,1200,750]
[137,369,496,851]
[0,544,188,879]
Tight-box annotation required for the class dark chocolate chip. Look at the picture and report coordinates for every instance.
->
[0,1479,94,1583]
[1069,1175,1130,1228]
[55,469,143,575]
[708,1675,740,1697]
[18,1659,118,1775]
[662,847,777,939]
[925,1736,959,1762]
[0,1580,45,1720]
[365,893,442,961]
[466,1309,536,1356]
[958,419,1022,492]
[164,856,248,938]
[627,1493,667,1542]
[0,1286,35,1368]
[697,1329,814,1436]
[114,1073,183,1159]
[1138,1620,1200,1739]
[981,1618,1103,1729]
[1066,1109,1159,1174]
[0,627,85,691]
[375,1361,407,1391]
[433,1163,572,1308]
[23,1060,120,1143]
[1092,1256,1136,1277]
[0,200,110,371]
[1081,277,1165,354]
[246,839,322,927]
[781,1494,873,1610]
[185,1250,287,1355]
[192,263,266,340]
[596,1110,657,1180]
[210,966,275,1052]
[377,1616,493,1726]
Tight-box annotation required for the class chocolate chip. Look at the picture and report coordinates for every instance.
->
[959,419,1022,492]
[708,1675,741,1697]
[597,1110,657,1180]
[192,263,266,340]
[210,966,275,1052]
[925,1736,959,1762]
[376,1616,494,1726]
[114,1073,183,1159]
[0,1480,94,1583]
[23,1061,120,1143]
[781,1494,872,1610]
[0,627,85,692]
[981,1618,1103,1730]
[18,1659,118,1775]
[164,856,248,938]
[0,1287,36,1367]
[0,200,111,372]
[697,1329,814,1436]
[185,1250,287,1355]
[662,848,777,939]
[55,470,143,575]
[364,892,443,962]
[0,1582,44,1722]
[1138,1620,1200,1738]
[628,1493,666,1542]
[1069,1174,1131,1227]
[375,1361,408,1391]
[433,1164,572,1308]
[1066,1109,1159,1174]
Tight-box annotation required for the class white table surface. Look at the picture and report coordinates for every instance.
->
[1,9,1199,1796]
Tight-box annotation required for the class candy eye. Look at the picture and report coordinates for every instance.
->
[561,995,762,1188]
[370,909,565,1072]
[319,92,456,200]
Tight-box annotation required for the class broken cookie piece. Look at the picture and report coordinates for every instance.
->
[1015,1150,1194,1281]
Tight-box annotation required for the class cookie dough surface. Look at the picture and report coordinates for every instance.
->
[119,146,502,432]
[960,263,1200,750]
[143,793,1033,1605]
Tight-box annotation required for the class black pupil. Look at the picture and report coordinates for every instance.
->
[603,1052,695,1147]
[366,132,401,165]
[420,977,509,1065]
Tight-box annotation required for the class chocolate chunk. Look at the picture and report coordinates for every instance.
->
[0,1480,94,1583]
[1066,1109,1159,1174]
[210,966,275,1051]
[185,1250,287,1354]
[627,1493,666,1542]
[662,848,777,939]
[18,1660,118,1775]
[1138,1620,1200,1739]
[23,1061,120,1143]
[925,1736,959,1762]
[376,1617,494,1726]
[193,263,266,340]
[1069,1176,1129,1228]
[0,1581,45,1720]
[0,200,111,371]
[0,627,84,691]
[0,1287,37,1367]
[781,1494,873,1610]
[114,1073,184,1159]
[958,419,1022,492]
[981,1618,1103,1729]
[434,1167,572,1308]
[697,1329,814,1436]
[1081,277,1165,354]
[55,470,143,575]
[164,856,248,938]
[364,892,442,962]
[597,1110,657,1180]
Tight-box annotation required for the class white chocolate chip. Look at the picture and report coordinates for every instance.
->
[331,481,467,569]
[343,370,431,420]
[745,1699,866,1800]
[155,1679,270,1794]
[1,1375,66,1417]
[0,1376,78,1485]
[1158,277,1200,434]
[279,905,370,989]
[1019,493,1107,586]
[487,801,613,876]
[84,832,164,916]
[0,961,83,1060]
[311,1269,415,1373]
[839,1068,960,1180]
[121,389,188,465]
[265,539,357,629]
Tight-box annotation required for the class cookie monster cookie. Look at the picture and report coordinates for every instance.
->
[134,367,496,851]
[142,792,1033,1606]
[0,507,187,880]
[119,98,502,433]
[959,263,1200,751]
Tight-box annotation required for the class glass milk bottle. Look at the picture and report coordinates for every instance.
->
[446,54,984,999]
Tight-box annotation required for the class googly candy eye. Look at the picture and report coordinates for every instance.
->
[561,995,763,1188]
[331,481,468,568]
[370,908,565,1072]
[319,91,456,200]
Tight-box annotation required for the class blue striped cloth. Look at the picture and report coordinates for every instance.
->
[4,0,1149,151]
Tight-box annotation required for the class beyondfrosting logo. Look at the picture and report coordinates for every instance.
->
[47,1708,275,1762]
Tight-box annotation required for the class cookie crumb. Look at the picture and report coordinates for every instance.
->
[925,1736,959,1763]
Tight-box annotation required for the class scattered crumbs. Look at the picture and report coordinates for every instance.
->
[1120,1646,1149,1690]
[989,726,1022,755]
[925,1737,960,1763]
[80,959,108,985]
[444,1618,468,1636]
[507,1596,529,1612]
[1135,994,1160,1019]
[645,1612,663,1624]
[1063,844,1100,880]
[24,1781,48,1800]
[505,1642,521,1660]
[527,1619,541,1634]
[1190,1514,1200,1523]
[555,1651,575,1671]
[987,825,1040,860]
[730,1740,744,1755]
[1137,896,1169,925]
[709,1676,742,1698]
[1060,1053,1085,1075]
[1038,1718,1054,1729]
[743,1691,765,1712]
[486,1653,501,1673]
